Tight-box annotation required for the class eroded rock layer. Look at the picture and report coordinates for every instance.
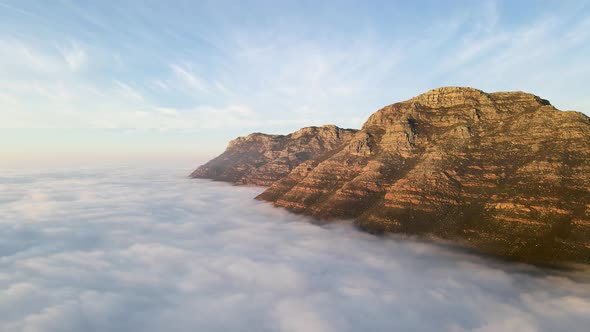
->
[256,87,590,264]
[190,125,357,186]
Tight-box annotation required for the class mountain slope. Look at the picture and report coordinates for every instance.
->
[256,87,590,264]
[190,125,357,186]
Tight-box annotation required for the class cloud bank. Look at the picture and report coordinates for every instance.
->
[0,166,589,332]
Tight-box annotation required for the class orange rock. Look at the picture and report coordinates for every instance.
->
[195,87,590,265]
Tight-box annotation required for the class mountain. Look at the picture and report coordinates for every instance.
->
[256,87,590,264]
[190,125,357,186]
[192,87,590,264]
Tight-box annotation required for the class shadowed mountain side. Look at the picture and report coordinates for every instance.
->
[256,87,590,265]
[190,125,357,186]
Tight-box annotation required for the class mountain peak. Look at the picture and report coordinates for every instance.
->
[192,87,590,264]
[408,86,489,108]
[256,87,590,264]
[191,125,357,185]
[363,87,556,130]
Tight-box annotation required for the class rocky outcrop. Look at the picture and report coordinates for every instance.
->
[256,87,590,265]
[190,125,357,186]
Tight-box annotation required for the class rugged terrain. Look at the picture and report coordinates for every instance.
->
[194,87,590,264]
[190,125,357,186]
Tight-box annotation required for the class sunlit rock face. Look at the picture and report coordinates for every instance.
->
[195,87,590,264]
[190,125,357,186]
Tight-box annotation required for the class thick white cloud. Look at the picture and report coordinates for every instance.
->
[0,166,589,332]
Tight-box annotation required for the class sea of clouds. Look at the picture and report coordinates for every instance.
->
[0,166,589,332]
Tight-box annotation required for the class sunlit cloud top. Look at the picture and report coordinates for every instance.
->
[0,167,589,331]
[0,0,589,162]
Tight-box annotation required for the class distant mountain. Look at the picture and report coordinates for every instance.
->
[193,87,590,264]
[190,125,357,186]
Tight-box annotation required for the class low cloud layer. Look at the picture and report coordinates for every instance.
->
[0,166,589,332]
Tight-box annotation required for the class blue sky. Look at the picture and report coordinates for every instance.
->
[1,0,589,165]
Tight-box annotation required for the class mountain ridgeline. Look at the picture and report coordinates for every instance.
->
[191,125,358,186]
[191,87,590,265]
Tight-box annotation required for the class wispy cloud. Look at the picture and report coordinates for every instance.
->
[170,63,210,94]
[0,1,588,159]
[60,42,87,72]
[0,39,62,74]
[0,1,38,19]
[114,80,144,102]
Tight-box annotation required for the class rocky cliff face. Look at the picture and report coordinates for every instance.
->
[190,125,357,186]
[256,87,590,264]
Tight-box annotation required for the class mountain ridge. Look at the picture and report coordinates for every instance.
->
[192,87,590,264]
[190,124,358,186]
